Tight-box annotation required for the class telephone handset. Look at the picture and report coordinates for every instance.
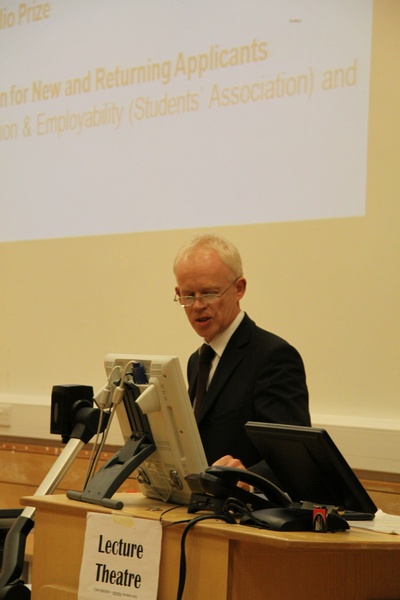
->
[207,465,292,506]
[186,465,292,514]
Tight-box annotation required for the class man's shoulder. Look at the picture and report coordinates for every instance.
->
[234,313,291,348]
[232,315,306,376]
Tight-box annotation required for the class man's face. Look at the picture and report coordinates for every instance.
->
[174,248,246,342]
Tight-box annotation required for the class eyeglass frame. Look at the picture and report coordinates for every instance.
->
[174,278,240,308]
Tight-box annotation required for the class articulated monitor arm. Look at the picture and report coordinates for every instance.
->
[0,403,109,599]
[67,433,156,509]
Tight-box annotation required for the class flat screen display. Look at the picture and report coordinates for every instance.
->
[245,422,377,513]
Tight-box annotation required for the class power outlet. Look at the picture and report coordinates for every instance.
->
[0,404,12,427]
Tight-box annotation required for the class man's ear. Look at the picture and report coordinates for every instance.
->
[236,277,247,300]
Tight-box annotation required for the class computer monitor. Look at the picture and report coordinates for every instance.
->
[103,353,209,505]
[245,422,377,514]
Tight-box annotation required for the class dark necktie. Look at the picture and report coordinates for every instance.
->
[194,343,215,420]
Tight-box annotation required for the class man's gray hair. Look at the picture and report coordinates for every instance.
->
[173,234,243,278]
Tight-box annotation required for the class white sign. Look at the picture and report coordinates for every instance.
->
[78,512,162,600]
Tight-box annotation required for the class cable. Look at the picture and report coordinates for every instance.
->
[112,361,136,407]
[83,411,110,488]
[87,405,117,481]
[83,364,123,484]
[222,497,273,529]
[160,498,265,600]
[94,365,123,409]
[159,505,185,522]
[175,513,235,600]
[83,362,133,486]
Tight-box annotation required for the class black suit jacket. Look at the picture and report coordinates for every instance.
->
[188,314,310,469]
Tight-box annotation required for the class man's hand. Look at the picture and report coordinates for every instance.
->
[212,454,246,469]
[212,455,251,491]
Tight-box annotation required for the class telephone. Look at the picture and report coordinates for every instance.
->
[186,466,349,532]
[186,465,292,514]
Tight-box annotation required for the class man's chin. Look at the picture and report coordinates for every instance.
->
[193,319,214,339]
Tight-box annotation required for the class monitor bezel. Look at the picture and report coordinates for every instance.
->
[245,421,377,514]
[104,353,209,505]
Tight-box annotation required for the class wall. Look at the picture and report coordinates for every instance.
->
[0,1,399,472]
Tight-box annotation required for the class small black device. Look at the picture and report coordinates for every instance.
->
[50,384,94,443]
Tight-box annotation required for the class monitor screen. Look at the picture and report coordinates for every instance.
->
[245,422,377,514]
[104,353,208,505]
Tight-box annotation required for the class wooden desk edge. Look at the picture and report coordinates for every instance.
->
[21,493,400,552]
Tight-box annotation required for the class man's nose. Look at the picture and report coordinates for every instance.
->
[192,296,207,308]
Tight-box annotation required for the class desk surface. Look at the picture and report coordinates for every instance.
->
[22,492,400,550]
[21,493,400,600]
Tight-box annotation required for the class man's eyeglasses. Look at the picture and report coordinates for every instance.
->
[174,278,239,308]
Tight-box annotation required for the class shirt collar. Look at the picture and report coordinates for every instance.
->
[208,311,244,358]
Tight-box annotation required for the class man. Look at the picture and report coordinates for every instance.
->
[173,234,310,474]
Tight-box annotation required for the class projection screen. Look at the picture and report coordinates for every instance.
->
[0,1,372,242]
